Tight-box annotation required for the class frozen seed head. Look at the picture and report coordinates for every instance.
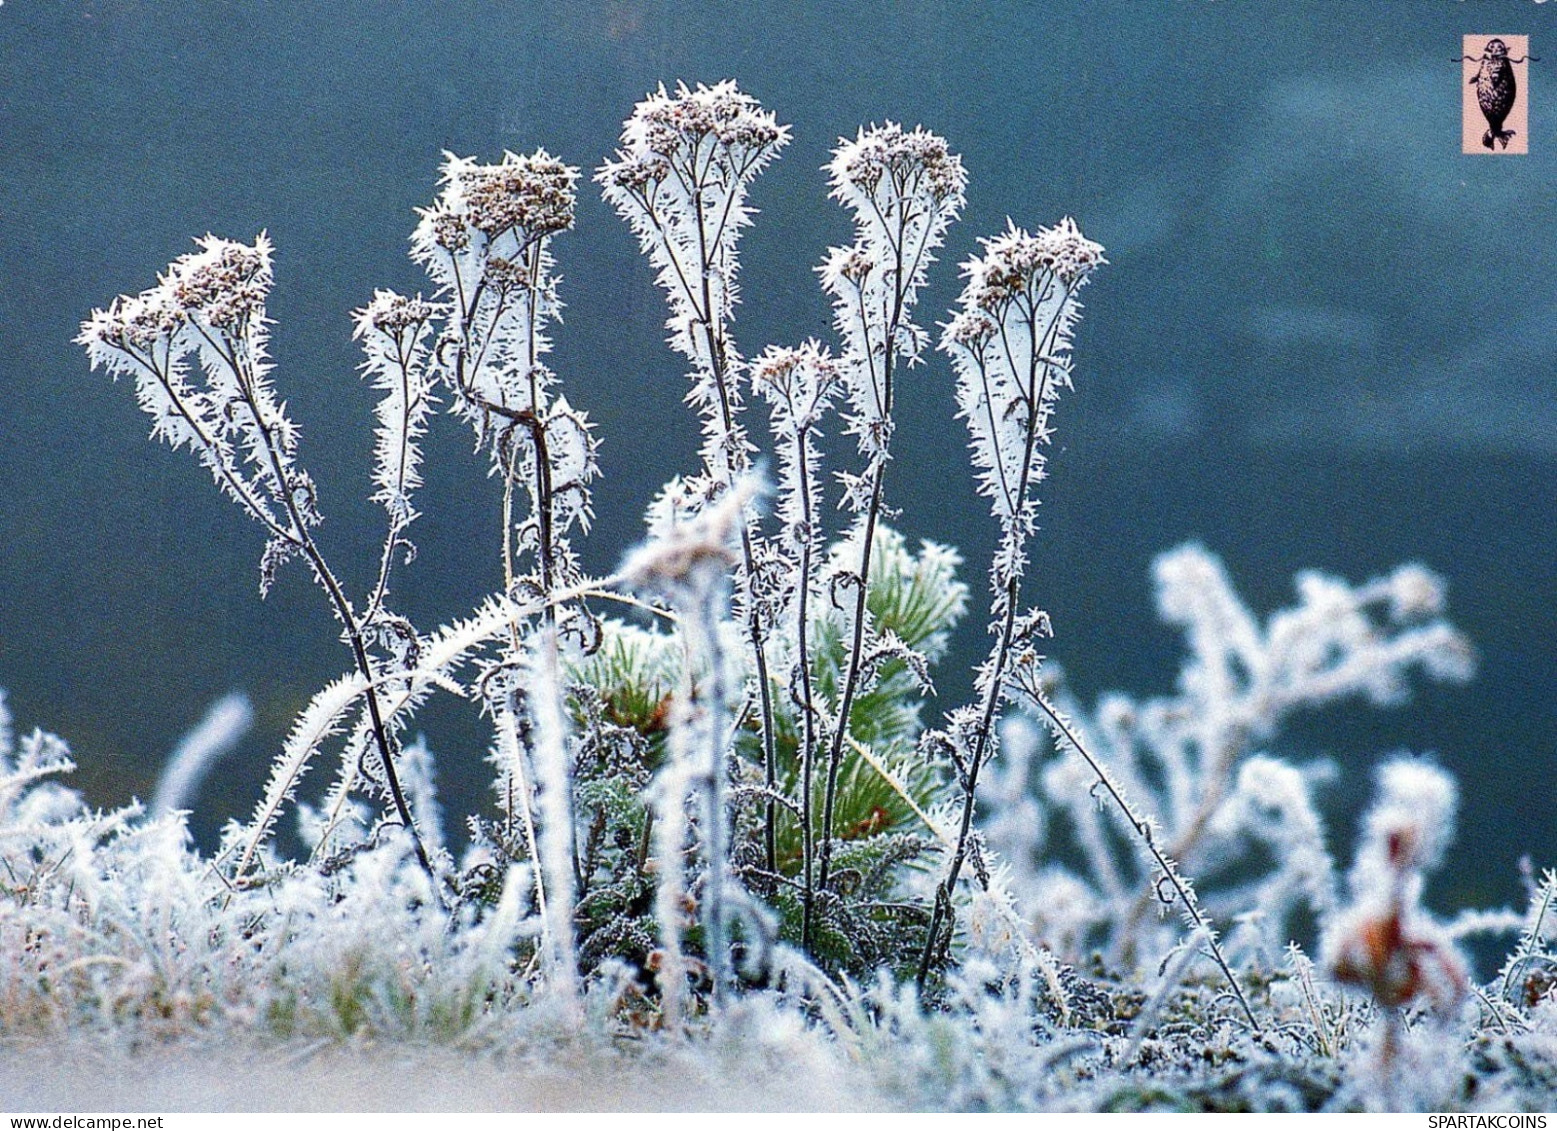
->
[457,150,578,238]
[752,341,839,400]
[417,150,578,264]
[600,81,787,196]
[816,244,876,298]
[830,122,967,204]
[1325,756,1467,1013]
[966,218,1106,309]
[78,288,184,360]
[353,290,438,338]
[1363,758,1457,877]
[425,205,470,253]
[633,80,785,156]
[620,477,757,594]
[945,307,998,350]
[165,234,274,329]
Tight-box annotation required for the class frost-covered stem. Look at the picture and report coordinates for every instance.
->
[1026,690,1260,1032]
[200,316,435,882]
[817,469,886,895]
[916,579,1022,989]
[697,321,779,881]
[599,85,789,872]
[754,343,836,949]
[794,429,820,949]
[529,627,579,1006]
[818,220,909,895]
[119,345,294,546]
[652,757,690,1029]
[362,320,429,624]
[693,572,735,1004]
[815,126,966,896]
[914,219,1104,983]
[643,194,780,873]
[623,482,752,1017]
[1116,724,1249,959]
[519,239,558,611]
[917,291,1063,980]
[494,696,551,971]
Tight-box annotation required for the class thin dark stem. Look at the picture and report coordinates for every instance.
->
[1024,692,1261,1034]
[818,223,907,895]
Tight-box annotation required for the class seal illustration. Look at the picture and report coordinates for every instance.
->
[1459,38,1537,150]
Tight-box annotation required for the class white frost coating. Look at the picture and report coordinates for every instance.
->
[77,234,318,592]
[352,291,439,536]
[151,692,254,816]
[526,630,579,1007]
[412,150,598,573]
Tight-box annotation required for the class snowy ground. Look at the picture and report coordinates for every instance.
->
[1,1038,884,1112]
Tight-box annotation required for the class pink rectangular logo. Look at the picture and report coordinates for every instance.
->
[1462,35,1531,154]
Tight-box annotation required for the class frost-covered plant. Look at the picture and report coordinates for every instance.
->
[983,544,1477,977]
[77,235,439,880]
[813,124,966,909]
[599,82,789,867]
[917,218,1103,985]
[1324,761,1467,1036]
[752,342,839,946]
[34,79,1557,1110]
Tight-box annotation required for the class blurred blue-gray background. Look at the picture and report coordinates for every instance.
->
[1,1,1551,912]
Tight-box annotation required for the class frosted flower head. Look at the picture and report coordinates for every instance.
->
[164,234,274,329]
[456,150,578,239]
[621,476,757,594]
[945,307,998,349]
[78,288,184,360]
[819,243,875,290]
[352,290,437,338]
[966,219,1105,310]
[424,205,470,252]
[1360,757,1457,879]
[752,341,839,404]
[601,81,787,200]
[631,80,785,158]
[830,122,967,205]
[415,150,578,273]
